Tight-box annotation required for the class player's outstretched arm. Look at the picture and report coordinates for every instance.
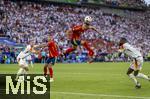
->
[89,26,103,35]
[34,44,47,49]
[31,49,39,54]
[31,44,47,55]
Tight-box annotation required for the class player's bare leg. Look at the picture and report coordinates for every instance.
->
[15,66,29,81]
[28,60,34,68]
[23,67,29,75]
[66,46,77,53]
[48,64,54,82]
[62,46,77,59]
[81,41,94,63]
[44,63,48,77]
[64,46,77,55]
[136,71,150,81]
[15,66,24,81]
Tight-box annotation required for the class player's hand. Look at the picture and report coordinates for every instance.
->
[32,49,40,54]
[118,49,123,52]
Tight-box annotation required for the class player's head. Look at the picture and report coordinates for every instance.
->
[119,37,128,46]
[84,16,93,25]
[48,36,52,42]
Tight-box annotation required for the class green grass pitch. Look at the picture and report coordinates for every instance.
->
[0,62,150,99]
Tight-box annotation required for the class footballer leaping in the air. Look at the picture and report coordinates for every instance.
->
[118,38,150,89]
[15,42,38,81]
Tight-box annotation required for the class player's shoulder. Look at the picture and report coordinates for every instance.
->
[72,24,82,30]
[123,43,131,48]
[48,40,55,45]
[26,45,31,49]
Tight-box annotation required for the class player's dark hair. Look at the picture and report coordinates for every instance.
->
[121,38,128,43]
[119,37,128,46]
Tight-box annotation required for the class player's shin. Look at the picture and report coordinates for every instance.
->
[128,74,138,85]
[83,42,94,56]
[48,66,54,82]
[44,65,48,76]
[15,68,24,81]
[83,42,91,51]
[48,66,53,78]
[65,47,76,54]
[30,61,34,68]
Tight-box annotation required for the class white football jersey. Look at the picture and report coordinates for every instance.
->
[17,45,32,59]
[122,43,142,58]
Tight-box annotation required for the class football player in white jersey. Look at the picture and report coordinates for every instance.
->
[15,42,38,81]
[26,54,34,68]
[118,38,150,89]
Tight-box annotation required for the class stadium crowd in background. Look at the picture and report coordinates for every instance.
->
[0,0,150,63]
[1,43,150,64]
[79,0,148,7]
[105,0,148,7]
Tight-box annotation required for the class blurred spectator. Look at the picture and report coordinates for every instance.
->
[41,49,47,64]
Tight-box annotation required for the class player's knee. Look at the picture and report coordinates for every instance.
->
[134,70,139,76]
[44,64,48,67]
[126,70,133,76]
[126,68,134,76]
[126,72,130,76]
[24,67,29,71]
[48,64,53,68]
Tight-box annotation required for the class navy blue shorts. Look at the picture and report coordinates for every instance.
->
[46,57,57,65]
[71,39,81,46]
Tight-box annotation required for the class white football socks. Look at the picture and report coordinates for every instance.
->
[16,68,24,80]
[129,74,138,85]
[30,61,34,68]
[17,68,24,75]
[137,73,149,80]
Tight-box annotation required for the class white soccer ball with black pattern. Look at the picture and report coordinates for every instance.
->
[84,16,93,23]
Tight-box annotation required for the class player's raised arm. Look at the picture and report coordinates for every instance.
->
[31,44,47,54]
[84,16,103,35]
[31,49,39,54]
[34,43,47,49]
[89,26,103,35]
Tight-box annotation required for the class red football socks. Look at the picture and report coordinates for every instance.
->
[89,50,94,56]
[44,66,53,78]
[83,42,94,56]
[49,67,53,78]
[65,48,76,54]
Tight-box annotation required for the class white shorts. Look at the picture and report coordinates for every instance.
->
[130,57,143,71]
[26,55,32,61]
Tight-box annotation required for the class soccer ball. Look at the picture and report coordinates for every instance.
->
[84,16,93,23]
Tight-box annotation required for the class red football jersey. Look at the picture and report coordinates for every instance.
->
[47,41,59,58]
[71,24,88,40]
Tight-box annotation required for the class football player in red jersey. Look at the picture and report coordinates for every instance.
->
[37,36,59,82]
[63,16,102,63]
